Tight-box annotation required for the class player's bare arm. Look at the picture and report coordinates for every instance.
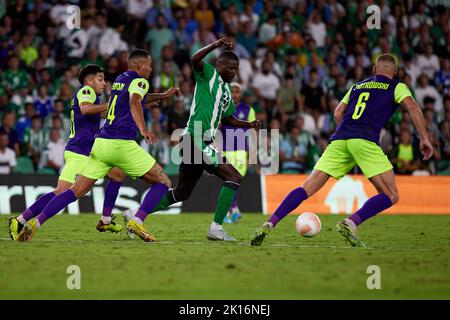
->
[191,37,232,71]
[146,87,182,103]
[333,102,348,126]
[221,115,262,130]
[79,101,108,115]
[130,92,157,144]
[401,96,433,160]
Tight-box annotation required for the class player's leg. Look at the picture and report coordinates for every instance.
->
[105,139,171,242]
[10,151,85,240]
[223,150,248,223]
[336,139,396,247]
[18,176,97,242]
[96,167,126,233]
[18,140,113,242]
[203,160,242,241]
[251,140,354,246]
[9,180,71,241]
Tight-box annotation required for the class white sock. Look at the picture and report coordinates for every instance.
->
[344,218,357,230]
[16,215,27,225]
[210,221,223,231]
[101,216,112,224]
[132,216,143,224]
[35,219,41,229]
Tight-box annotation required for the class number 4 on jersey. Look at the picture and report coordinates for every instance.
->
[107,95,118,124]
[352,92,370,120]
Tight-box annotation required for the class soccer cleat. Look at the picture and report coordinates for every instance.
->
[336,219,366,248]
[223,213,232,224]
[206,228,236,241]
[126,220,156,242]
[122,209,136,239]
[96,215,123,233]
[18,219,38,242]
[250,222,273,246]
[231,211,242,223]
[8,216,24,241]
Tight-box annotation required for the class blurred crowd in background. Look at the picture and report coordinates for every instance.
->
[0,0,449,176]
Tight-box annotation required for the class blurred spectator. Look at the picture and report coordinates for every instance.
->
[258,13,277,44]
[16,102,35,142]
[2,55,30,93]
[417,42,440,80]
[306,10,327,49]
[167,97,189,135]
[24,115,45,168]
[146,0,173,28]
[0,133,16,174]
[251,60,280,105]
[145,14,174,63]
[41,128,64,173]
[0,111,19,155]
[10,85,33,113]
[19,34,38,66]
[280,120,314,173]
[98,24,128,59]
[392,130,421,175]
[34,84,53,119]
[153,60,178,93]
[44,99,69,132]
[44,115,67,145]
[435,58,450,95]
[194,0,215,31]
[300,68,326,115]
[276,73,301,120]
[415,74,443,116]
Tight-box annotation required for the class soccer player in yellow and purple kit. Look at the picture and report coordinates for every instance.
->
[18,50,180,242]
[251,54,434,247]
[221,83,256,223]
[8,65,126,240]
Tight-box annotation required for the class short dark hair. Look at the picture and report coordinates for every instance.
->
[78,64,103,84]
[128,49,151,63]
[218,51,239,63]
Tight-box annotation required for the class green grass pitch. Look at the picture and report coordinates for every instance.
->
[1,214,450,299]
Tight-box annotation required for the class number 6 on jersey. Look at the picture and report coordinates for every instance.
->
[352,92,370,120]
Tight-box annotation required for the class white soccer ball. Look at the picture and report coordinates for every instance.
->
[295,212,321,238]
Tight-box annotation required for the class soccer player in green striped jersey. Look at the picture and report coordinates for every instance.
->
[125,38,261,241]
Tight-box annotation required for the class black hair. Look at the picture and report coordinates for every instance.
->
[78,64,103,84]
[218,51,239,63]
[128,49,151,62]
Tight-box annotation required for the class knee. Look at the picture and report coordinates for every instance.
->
[389,192,399,205]
[226,171,242,185]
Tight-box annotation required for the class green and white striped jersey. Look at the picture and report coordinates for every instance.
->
[182,63,236,141]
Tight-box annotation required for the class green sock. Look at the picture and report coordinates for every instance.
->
[213,185,238,224]
[149,192,173,214]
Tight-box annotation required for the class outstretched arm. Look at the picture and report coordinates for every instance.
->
[146,87,182,104]
[402,96,433,160]
[191,37,232,72]
[221,115,262,130]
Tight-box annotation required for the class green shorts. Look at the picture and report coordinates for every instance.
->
[314,139,393,179]
[81,138,156,180]
[223,150,248,177]
[59,151,89,183]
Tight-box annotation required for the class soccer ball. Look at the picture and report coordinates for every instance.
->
[296,212,321,238]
